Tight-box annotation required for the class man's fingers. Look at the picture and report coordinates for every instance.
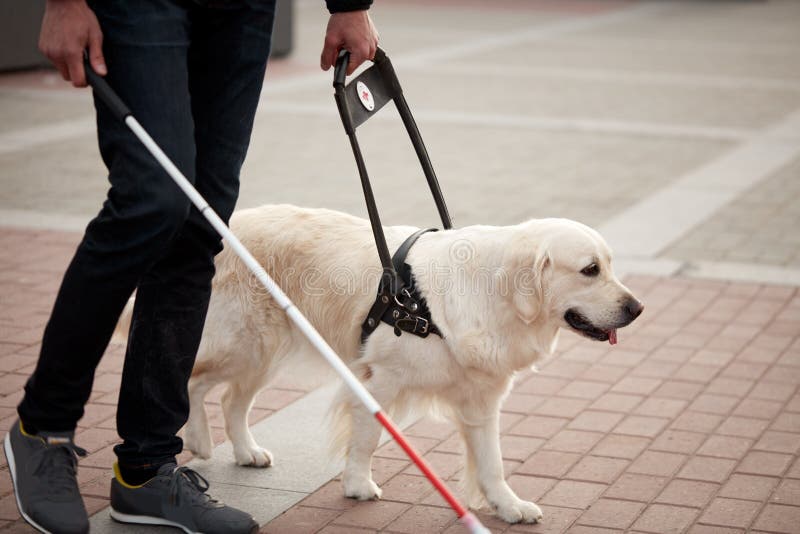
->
[47,56,69,81]
[320,10,379,75]
[346,51,362,75]
[66,53,87,87]
[88,28,106,76]
[346,44,373,75]
[56,63,71,81]
[38,0,106,88]
[321,33,377,76]
[320,47,335,71]
[320,33,340,71]
[321,45,338,71]
[40,43,69,80]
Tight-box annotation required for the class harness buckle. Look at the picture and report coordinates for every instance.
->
[394,315,429,336]
[363,229,444,344]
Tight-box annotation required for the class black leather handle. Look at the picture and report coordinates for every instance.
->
[372,46,387,65]
[333,46,389,87]
[83,52,131,121]
[333,49,350,87]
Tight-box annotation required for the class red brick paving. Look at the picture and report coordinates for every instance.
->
[1,227,799,533]
[257,272,800,532]
[0,227,313,530]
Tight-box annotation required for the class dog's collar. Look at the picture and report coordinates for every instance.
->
[361,228,443,344]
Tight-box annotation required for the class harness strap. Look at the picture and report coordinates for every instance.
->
[361,228,442,344]
[392,228,434,273]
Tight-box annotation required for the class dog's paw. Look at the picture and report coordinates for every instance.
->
[234,445,274,467]
[494,499,543,524]
[183,428,213,460]
[343,477,382,501]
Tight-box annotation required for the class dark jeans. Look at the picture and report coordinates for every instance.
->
[18,0,275,469]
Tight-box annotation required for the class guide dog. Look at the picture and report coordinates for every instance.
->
[116,204,643,523]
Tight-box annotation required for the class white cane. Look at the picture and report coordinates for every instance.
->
[83,56,490,534]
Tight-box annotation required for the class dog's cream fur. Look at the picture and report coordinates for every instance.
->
[116,204,641,523]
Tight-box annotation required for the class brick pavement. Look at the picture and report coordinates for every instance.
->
[261,275,800,533]
[0,227,313,531]
[0,231,799,534]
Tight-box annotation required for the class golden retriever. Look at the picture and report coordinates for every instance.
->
[116,203,643,524]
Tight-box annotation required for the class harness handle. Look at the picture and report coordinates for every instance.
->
[334,49,349,88]
[334,48,390,88]
[333,46,452,297]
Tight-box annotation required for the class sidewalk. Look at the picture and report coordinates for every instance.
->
[0,228,315,529]
[1,0,799,532]
[261,276,800,533]
[0,228,797,532]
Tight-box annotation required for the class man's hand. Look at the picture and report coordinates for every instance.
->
[320,11,379,76]
[39,0,106,87]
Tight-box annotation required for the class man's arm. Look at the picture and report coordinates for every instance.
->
[39,0,106,88]
[320,1,379,76]
[42,0,377,86]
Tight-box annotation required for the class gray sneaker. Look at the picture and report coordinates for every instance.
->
[110,462,258,533]
[3,419,89,534]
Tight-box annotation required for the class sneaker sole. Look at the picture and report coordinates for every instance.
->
[3,433,53,534]
[110,509,201,534]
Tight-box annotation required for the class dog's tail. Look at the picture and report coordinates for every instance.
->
[111,297,135,345]
[327,385,357,460]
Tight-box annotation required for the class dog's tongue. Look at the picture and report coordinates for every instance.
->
[608,329,618,345]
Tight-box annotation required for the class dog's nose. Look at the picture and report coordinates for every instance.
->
[624,298,644,321]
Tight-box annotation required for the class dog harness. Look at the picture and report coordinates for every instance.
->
[332,48,451,346]
[360,228,443,344]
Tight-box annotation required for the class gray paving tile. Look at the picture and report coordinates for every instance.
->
[190,384,345,493]
[664,156,800,269]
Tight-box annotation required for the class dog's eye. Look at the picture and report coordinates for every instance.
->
[581,263,600,277]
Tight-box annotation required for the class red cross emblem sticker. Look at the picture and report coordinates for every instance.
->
[356,81,375,111]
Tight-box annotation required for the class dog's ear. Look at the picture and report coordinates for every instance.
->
[508,244,551,325]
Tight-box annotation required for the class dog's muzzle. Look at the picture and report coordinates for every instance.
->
[564,298,643,345]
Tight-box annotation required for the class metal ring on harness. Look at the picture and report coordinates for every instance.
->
[360,228,443,344]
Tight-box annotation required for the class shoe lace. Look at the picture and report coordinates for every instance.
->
[31,441,87,498]
[168,466,217,507]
